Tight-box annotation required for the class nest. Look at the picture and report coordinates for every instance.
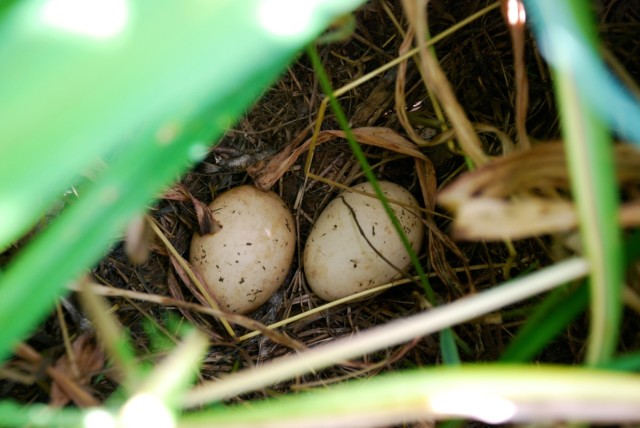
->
[3,0,640,413]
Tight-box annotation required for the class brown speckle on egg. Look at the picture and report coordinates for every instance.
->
[189,185,295,314]
[303,181,424,302]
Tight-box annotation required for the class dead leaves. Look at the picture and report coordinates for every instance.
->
[10,335,104,407]
[416,157,471,290]
[249,127,429,191]
[163,183,221,236]
[50,333,104,407]
[438,142,640,240]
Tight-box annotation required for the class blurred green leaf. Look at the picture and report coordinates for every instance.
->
[524,0,624,366]
[0,0,366,362]
[439,328,461,364]
[607,352,640,372]
[0,0,364,248]
[182,365,640,425]
[500,282,588,362]
[4,364,640,427]
[525,1,640,145]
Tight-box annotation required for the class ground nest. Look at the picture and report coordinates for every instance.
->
[3,0,640,412]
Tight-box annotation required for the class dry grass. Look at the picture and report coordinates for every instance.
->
[2,0,639,416]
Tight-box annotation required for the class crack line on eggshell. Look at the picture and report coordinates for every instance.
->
[338,196,419,288]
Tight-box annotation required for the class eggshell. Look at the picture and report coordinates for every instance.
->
[189,185,295,314]
[303,181,424,301]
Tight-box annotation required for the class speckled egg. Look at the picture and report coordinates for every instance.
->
[189,185,295,314]
[303,181,424,301]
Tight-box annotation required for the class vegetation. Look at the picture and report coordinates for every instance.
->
[1,1,639,426]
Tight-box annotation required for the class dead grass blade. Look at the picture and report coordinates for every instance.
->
[183,258,589,406]
[428,123,515,155]
[75,281,306,353]
[415,158,471,294]
[502,0,531,150]
[401,0,488,167]
[349,70,396,128]
[124,214,153,265]
[438,142,640,240]
[147,216,236,338]
[76,277,141,392]
[50,332,104,407]
[396,28,433,147]
[163,184,221,235]
[251,127,429,190]
[13,342,100,407]
[167,257,219,335]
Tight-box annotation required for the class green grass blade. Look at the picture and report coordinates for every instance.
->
[306,44,434,302]
[8,365,640,427]
[439,328,461,364]
[306,45,462,362]
[0,89,255,363]
[500,282,588,362]
[523,2,640,145]
[502,227,640,363]
[0,401,83,427]
[606,352,640,372]
[183,365,640,426]
[524,0,624,366]
[6,361,640,427]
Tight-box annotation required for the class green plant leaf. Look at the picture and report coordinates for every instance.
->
[0,0,366,362]
[525,0,624,366]
[525,1,640,145]
[500,282,588,362]
[182,365,640,426]
[0,0,366,249]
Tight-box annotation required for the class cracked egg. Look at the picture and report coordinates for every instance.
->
[303,181,424,301]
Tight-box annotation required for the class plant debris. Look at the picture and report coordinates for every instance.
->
[2,0,640,418]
